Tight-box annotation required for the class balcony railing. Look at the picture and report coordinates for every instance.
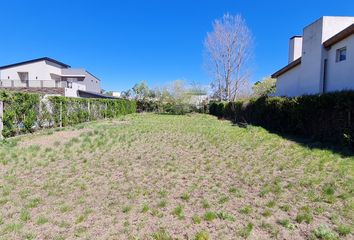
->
[0,79,67,88]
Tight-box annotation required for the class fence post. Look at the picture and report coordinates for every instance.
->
[0,101,3,140]
[59,101,63,128]
[88,101,90,121]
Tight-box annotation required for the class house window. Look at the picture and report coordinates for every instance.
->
[336,47,347,62]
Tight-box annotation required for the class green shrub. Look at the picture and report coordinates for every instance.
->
[49,96,136,127]
[137,100,199,115]
[209,91,354,146]
[0,90,136,138]
[1,91,39,137]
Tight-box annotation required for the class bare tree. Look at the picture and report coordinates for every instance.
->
[204,14,253,101]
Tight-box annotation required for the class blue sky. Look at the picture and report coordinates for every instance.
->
[1,0,354,91]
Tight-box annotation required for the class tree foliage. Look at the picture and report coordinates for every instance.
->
[132,81,150,100]
[0,91,136,138]
[252,77,276,98]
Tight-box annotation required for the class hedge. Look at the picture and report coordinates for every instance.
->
[137,100,207,115]
[0,91,40,137]
[209,91,354,145]
[0,91,136,138]
[49,96,136,127]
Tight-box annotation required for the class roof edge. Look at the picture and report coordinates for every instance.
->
[0,57,71,70]
[85,70,101,81]
[271,58,302,78]
[290,35,303,40]
[323,23,354,48]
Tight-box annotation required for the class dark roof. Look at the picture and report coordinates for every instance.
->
[78,90,118,99]
[290,35,302,40]
[323,23,354,49]
[271,58,302,78]
[0,57,71,70]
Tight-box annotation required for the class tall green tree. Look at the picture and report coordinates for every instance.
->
[252,77,276,97]
[132,81,150,100]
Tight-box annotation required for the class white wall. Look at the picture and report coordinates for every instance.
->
[326,36,354,92]
[65,82,86,98]
[82,71,101,93]
[61,68,101,93]
[0,61,101,93]
[276,16,354,97]
[288,37,303,63]
[0,60,63,81]
[276,65,301,97]
[298,18,323,95]
[319,17,354,93]
[0,60,64,88]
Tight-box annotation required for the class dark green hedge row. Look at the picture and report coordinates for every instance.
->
[209,91,354,145]
[0,91,136,138]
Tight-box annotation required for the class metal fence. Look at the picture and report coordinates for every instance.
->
[0,79,67,88]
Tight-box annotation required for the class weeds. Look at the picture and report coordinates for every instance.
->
[172,205,185,220]
[336,224,351,236]
[238,223,253,238]
[203,212,217,221]
[36,215,49,225]
[181,192,190,202]
[152,229,172,240]
[296,206,313,224]
[20,208,30,222]
[277,219,296,230]
[312,225,338,240]
[194,231,209,240]
[240,206,252,215]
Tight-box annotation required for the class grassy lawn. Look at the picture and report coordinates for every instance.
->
[0,113,353,239]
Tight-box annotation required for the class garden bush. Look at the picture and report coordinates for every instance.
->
[0,91,40,137]
[0,91,136,138]
[209,91,354,146]
[137,100,206,115]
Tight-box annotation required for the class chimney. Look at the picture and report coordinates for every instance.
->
[288,36,303,63]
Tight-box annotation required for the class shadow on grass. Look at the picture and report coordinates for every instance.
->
[232,122,354,158]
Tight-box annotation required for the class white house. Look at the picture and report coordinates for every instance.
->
[0,57,102,98]
[272,16,354,97]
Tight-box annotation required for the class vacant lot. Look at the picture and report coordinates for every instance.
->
[0,114,353,239]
